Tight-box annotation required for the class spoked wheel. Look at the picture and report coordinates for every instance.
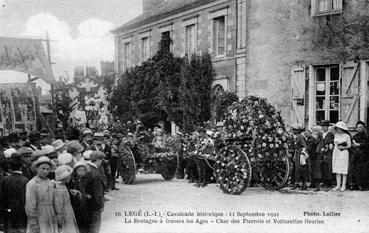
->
[253,153,290,190]
[214,145,252,195]
[118,145,137,184]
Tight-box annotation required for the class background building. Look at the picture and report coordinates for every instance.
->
[112,0,369,129]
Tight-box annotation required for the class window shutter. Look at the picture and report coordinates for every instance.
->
[311,0,316,17]
[291,65,307,126]
[340,61,360,128]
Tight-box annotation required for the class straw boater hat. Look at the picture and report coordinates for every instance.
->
[31,150,48,162]
[83,150,93,161]
[17,147,33,157]
[3,148,17,159]
[335,121,349,131]
[58,153,74,165]
[55,165,73,181]
[52,139,65,151]
[33,156,52,167]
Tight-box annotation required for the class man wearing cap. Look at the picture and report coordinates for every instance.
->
[28,132,42,151]
[86,151,105,233]
[315,120,335,190]
[17,147,35,180]
[0,153,28,233]
[81,129,93,151]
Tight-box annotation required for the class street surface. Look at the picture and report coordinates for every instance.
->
[101,174,369,233]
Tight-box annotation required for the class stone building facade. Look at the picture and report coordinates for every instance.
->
[112,0,369,129]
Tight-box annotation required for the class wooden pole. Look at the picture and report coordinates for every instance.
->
[46,31,56,133]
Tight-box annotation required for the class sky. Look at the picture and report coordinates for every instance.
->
[0,0,142,91]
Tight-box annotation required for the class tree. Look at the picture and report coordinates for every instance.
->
[52,82,78,130]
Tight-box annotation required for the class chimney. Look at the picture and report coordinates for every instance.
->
[143,0,165,13]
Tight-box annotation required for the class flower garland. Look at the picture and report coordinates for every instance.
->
[214,96,290,192]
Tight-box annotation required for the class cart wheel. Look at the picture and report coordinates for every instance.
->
[254,153,290,190]
[214,145,252,195]
[118,146,137,184]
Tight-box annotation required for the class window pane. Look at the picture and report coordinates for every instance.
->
[214,16,225,56]
[161,31,171,52]
[330,81,339,95]
[316,82,326,95]
[316,111,325,123]
[331,67,339,80]
[330,110,339,123]
[318,0,329,11]
[330,96,339,110]
[316,97,326,110]
[332,0,340,10]
[316,68,326,81]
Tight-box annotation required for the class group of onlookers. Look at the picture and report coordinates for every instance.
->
[291,120,369,192]
[0,128,123,233]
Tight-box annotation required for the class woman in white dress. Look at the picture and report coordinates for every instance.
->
[332,121,351,192]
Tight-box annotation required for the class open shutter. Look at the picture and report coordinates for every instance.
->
[341,61,360,128]
[291,65,307,127]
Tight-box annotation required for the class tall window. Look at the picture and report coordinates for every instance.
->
[141,37,150,62]
[213,16,226,56]
[185,24,196,56]
[315,0,342,14]
[123,42,131,69]
[161,31,171,53]
[315,66,340,123]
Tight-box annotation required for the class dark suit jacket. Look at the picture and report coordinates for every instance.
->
[0,172,28,231]
[86,165,105,211]
[316,131,335,153]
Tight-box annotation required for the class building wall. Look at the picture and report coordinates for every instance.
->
[115,0,242,94]
[246,0,369,125]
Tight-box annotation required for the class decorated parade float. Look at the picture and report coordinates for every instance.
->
[116,95,291,195]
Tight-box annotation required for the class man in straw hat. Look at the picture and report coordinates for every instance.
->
[0,153,28,233]
[17,147,34,180]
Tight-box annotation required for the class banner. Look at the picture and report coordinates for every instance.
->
[0,83,38,135]
[0,37,55,83]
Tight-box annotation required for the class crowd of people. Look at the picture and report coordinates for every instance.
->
[0,118,368,233]
[0,126,134,233]
[290,120,369,192]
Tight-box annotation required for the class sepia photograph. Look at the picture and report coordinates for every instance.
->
[0,0,369,233]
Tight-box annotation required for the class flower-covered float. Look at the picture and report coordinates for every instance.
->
[117,131,180,184]
[213,95,291,194]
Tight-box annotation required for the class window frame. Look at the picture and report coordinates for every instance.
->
[139,31,151,63]
[213,16,226,57]
[314,65,341,124]
[311,0,343,17]
[209,7,228,57]
[182,17,198,57]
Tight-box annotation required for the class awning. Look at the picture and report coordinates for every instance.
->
[0,37,55,83]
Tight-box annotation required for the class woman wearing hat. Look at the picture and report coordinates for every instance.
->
[332,121,352,191]
[25,156,59,233]
[54,165,79,233]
